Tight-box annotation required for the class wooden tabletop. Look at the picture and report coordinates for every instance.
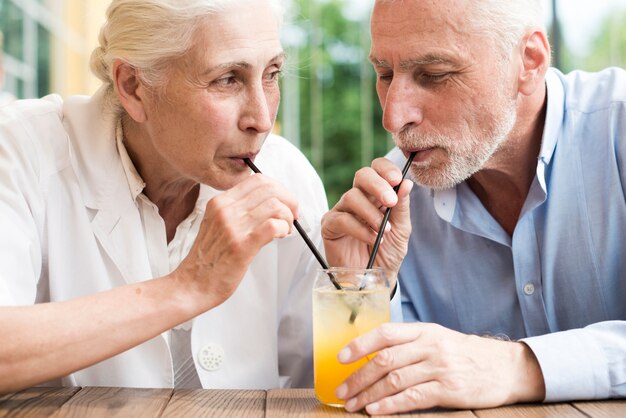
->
[1,387,625,417]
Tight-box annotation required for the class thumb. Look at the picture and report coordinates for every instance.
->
[390,179,413,221]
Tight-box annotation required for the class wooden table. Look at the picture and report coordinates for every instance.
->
[1,387,625,417]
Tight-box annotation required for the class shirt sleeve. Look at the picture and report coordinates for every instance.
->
[0,106,45,306]
[522,320,626,401]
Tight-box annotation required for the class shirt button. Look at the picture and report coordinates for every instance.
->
[523,283,535,295]
[198,343,225,371]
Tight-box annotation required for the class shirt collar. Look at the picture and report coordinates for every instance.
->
[538,68,565,167]
[115,119,146,201]
[432,68,564,221]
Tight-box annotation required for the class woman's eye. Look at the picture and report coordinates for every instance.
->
[266,70,282,81]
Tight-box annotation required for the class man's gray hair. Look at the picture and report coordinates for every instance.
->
[467,0,546,57]
[90,0,285,114]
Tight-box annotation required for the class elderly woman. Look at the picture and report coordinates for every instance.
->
[0,0,327,393]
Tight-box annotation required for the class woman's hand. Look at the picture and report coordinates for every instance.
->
[174,173,299,307]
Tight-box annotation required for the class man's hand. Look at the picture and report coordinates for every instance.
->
[321,157,413,288]
[336,322,546,414]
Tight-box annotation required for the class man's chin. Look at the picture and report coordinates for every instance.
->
[411,167,474,190]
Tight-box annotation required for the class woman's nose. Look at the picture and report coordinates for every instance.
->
[239,84,275,134]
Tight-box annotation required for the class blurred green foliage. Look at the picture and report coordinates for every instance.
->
[279,0,392,207]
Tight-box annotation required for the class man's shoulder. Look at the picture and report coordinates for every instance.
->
[553,67,626,112]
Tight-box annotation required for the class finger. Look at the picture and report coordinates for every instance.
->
[396,177,414,199]
[362,382,442,415]
[338,339,428,400]
[341,359,434,410]
[225,173,301,219]
[247,196,295,229]
[353,165,400,208]
[370,157,405,189]
[247,217,292,245]
[321,210,377,245]
[339,323,423,364]
[333,188,390,234]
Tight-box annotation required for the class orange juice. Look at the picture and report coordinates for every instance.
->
[313,284,390,407]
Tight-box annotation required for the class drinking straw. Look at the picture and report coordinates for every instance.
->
[346,152,417,324]
[242,158,343,291]
[366,151,417,269]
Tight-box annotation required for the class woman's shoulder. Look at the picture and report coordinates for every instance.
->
[0,94,64,126]
[256,134,328,212]
[257,134,320,180]
[0,95,70,170]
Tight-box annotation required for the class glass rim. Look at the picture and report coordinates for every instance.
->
[317,267,385,274]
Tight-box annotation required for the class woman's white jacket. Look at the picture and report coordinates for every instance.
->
[0,89,328,389]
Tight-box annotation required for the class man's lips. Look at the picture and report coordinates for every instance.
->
[402,147,435,161]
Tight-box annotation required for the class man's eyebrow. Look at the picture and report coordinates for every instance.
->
[204,52,286,74]
[369,54,456,70]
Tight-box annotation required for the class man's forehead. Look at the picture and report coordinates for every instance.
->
[369,54,458,69]
[371,0,470,30]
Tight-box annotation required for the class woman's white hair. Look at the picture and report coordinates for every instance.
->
[90,0,285,113]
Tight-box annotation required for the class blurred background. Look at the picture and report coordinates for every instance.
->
[1,0,625,205]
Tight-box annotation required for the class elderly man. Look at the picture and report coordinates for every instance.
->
[323,0,626,414]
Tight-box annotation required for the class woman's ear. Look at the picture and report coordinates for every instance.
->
[517,29,551,96]
[112,59,148,122]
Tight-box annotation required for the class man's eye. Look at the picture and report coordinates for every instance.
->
[377,73,393,83]
[213,76,236,86]
[420,73,450,83]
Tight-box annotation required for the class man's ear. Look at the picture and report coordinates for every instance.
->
[517,29,551,96]
[112,59,148,122]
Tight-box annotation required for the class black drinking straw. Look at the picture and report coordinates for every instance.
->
[242,158,343,291]
[366,151,417,269]
[347,152,416,323]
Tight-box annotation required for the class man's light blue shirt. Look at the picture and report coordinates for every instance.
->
[390,67,626,401]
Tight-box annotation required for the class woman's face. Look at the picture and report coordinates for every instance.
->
[137,2,284,191]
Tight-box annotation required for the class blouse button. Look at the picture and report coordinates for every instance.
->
[198,343,225,371]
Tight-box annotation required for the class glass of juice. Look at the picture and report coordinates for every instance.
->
[312,267,390,407]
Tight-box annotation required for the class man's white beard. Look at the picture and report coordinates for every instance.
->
[395,101,517,190]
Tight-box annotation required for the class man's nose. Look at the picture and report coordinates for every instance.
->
[381,78,424,134]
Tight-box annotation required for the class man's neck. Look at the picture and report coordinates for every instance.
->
[467,90,548,236]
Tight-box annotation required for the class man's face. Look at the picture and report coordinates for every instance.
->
[370,0,518,189]
[138,2,283,191]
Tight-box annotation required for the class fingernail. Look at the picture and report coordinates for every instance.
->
[367,402,380,413]
[336,383,347,399]
[382,191,396,205]
[384,222,391,232]
[345,398,357,411]
[338,347,352,363]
